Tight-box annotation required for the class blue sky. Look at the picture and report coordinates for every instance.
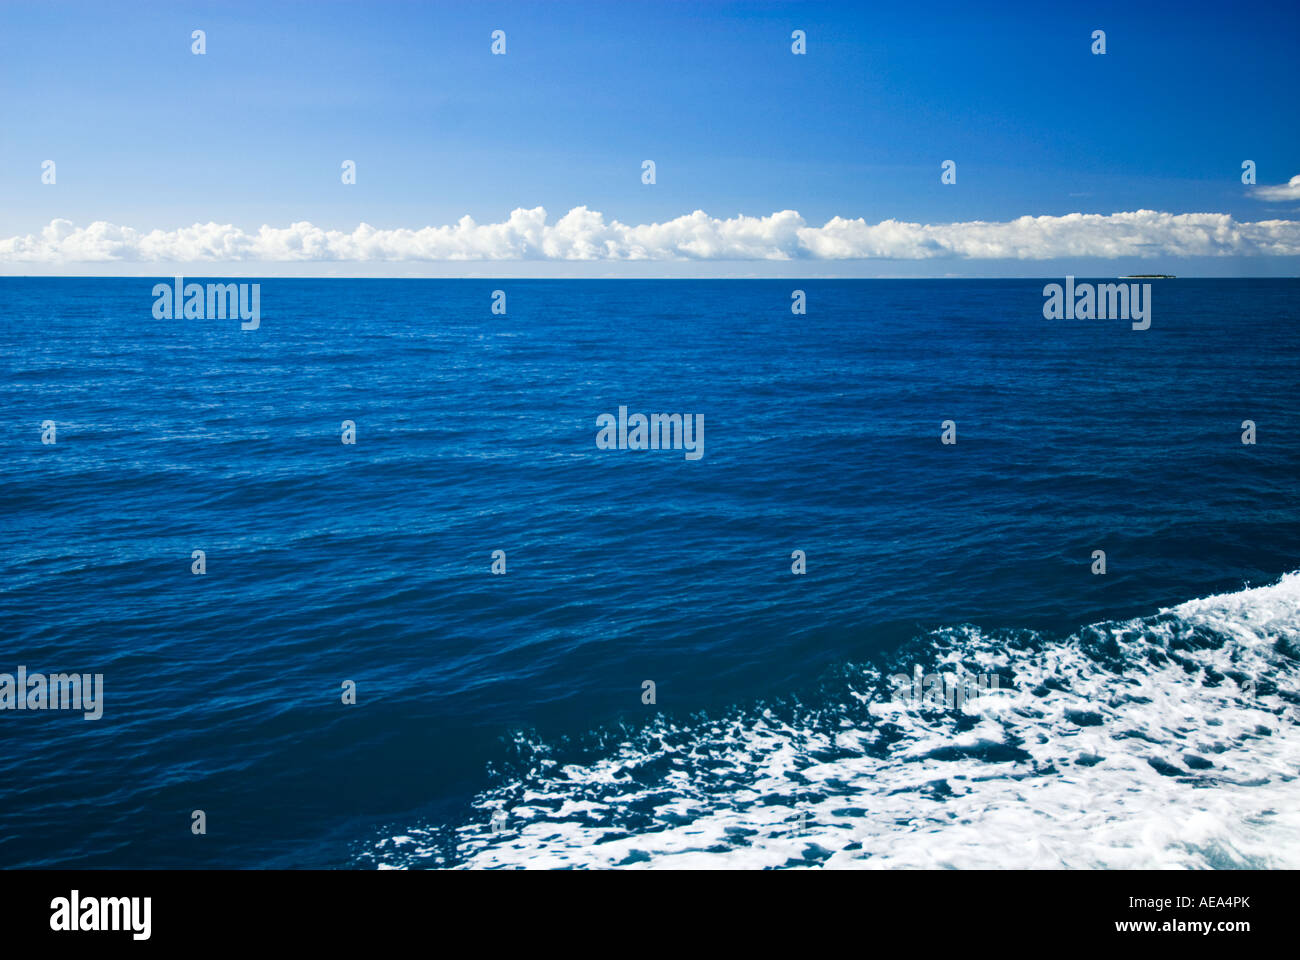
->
[1,0,1297,275]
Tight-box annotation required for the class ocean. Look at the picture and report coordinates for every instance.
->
[1,277,1297,869]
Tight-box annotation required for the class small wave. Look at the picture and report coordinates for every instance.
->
[362,572,1300,869]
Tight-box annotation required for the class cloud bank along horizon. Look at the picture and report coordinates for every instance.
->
[6,202,1300,265]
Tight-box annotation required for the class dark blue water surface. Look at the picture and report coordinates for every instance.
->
[1,278,1296,867]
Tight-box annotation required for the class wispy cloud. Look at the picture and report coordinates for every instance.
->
[1252,174,1300,203]
[4,207,1300,263]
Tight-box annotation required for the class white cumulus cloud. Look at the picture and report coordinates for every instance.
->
[1253,174,1300,203]
[3,207,1299,263]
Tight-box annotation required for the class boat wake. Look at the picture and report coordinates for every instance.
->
[363,572,1300,869]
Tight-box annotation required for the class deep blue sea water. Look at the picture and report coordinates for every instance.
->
[2,278,1298,868]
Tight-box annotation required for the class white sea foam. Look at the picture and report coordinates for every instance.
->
[368,573,1300,869]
